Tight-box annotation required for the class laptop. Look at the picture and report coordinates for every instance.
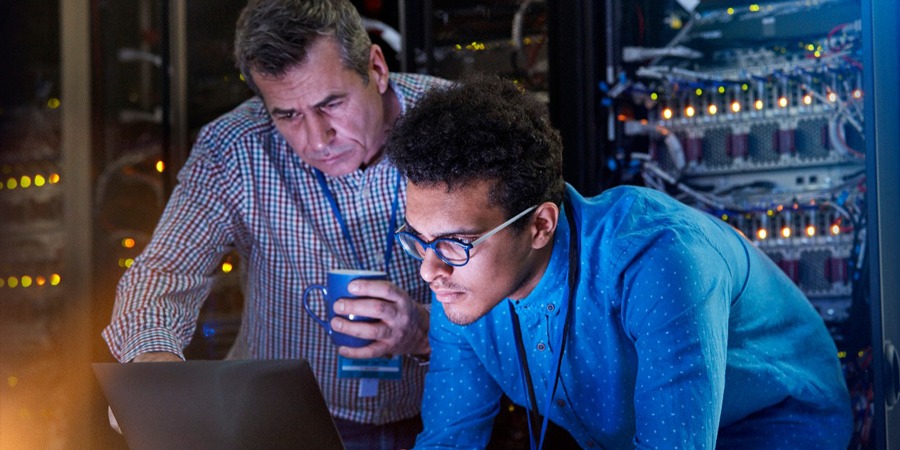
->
[93,359,345,450]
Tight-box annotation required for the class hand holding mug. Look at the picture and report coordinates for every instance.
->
[329,276,431,360]
[303,269,431,359]
[303,269,387,348]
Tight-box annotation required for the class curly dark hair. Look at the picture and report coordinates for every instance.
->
[386,75,565,223]
[234,0,372,95]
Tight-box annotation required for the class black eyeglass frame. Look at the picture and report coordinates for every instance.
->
[394,205,538,267]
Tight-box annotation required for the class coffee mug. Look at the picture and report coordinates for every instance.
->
[302,269,386,347]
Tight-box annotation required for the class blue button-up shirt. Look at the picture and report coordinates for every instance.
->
[416,184,852,449]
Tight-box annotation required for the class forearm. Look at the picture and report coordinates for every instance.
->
[102,323,188,363]
[103,249,220,362]
[414,305,499,448]
[104,166,238,361]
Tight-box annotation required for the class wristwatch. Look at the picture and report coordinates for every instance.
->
[407,353,430,366]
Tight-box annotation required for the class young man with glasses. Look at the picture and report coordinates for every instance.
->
[385,75,852,449]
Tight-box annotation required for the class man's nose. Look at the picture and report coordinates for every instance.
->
[419,249,452,283]
[305,113,334,150]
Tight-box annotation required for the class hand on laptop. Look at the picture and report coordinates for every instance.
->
[108,406,122,434]
[131,352,183,363]
[330,278,430,360]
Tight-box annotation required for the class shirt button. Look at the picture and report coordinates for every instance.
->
[546,304,555,312]
[537,343,546,351]
[555,399,565,407]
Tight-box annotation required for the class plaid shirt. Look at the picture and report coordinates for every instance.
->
[102,73,450,425]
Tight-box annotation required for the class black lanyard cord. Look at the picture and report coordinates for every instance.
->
[510,193,580,450]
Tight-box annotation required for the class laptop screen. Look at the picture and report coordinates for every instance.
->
[93,359,345,450]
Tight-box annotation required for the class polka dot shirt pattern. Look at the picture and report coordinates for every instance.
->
[415,184,852,449]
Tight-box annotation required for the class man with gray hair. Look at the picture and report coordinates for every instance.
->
[102,1,448,447]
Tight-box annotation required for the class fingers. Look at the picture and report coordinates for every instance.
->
[131,351,183,363]
[330,280,430,356]
[331,315,395,342]
[108,406,123,434]
[331,302,429,356]
[335,279,412,324]
[333,297,400,322]
[337,341,391,359]
[347,278,405,303]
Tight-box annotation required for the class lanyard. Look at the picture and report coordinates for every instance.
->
[510,194,579,450]
[314,168,403,274]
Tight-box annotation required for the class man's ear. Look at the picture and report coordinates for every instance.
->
[530,202,560,250]
[368,44,391,94]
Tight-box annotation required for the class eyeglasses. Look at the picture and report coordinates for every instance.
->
[395,205,538,267]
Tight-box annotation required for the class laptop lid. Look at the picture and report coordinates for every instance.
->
[92,359,345,450]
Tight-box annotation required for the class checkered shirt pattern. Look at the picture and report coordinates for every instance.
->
[102,73,450,425]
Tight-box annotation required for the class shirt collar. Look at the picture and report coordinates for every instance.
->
[508,203,570,318]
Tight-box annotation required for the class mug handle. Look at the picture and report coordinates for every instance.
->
[302,284,330,331]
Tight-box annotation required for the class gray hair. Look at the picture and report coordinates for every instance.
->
[234,0,373,95]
